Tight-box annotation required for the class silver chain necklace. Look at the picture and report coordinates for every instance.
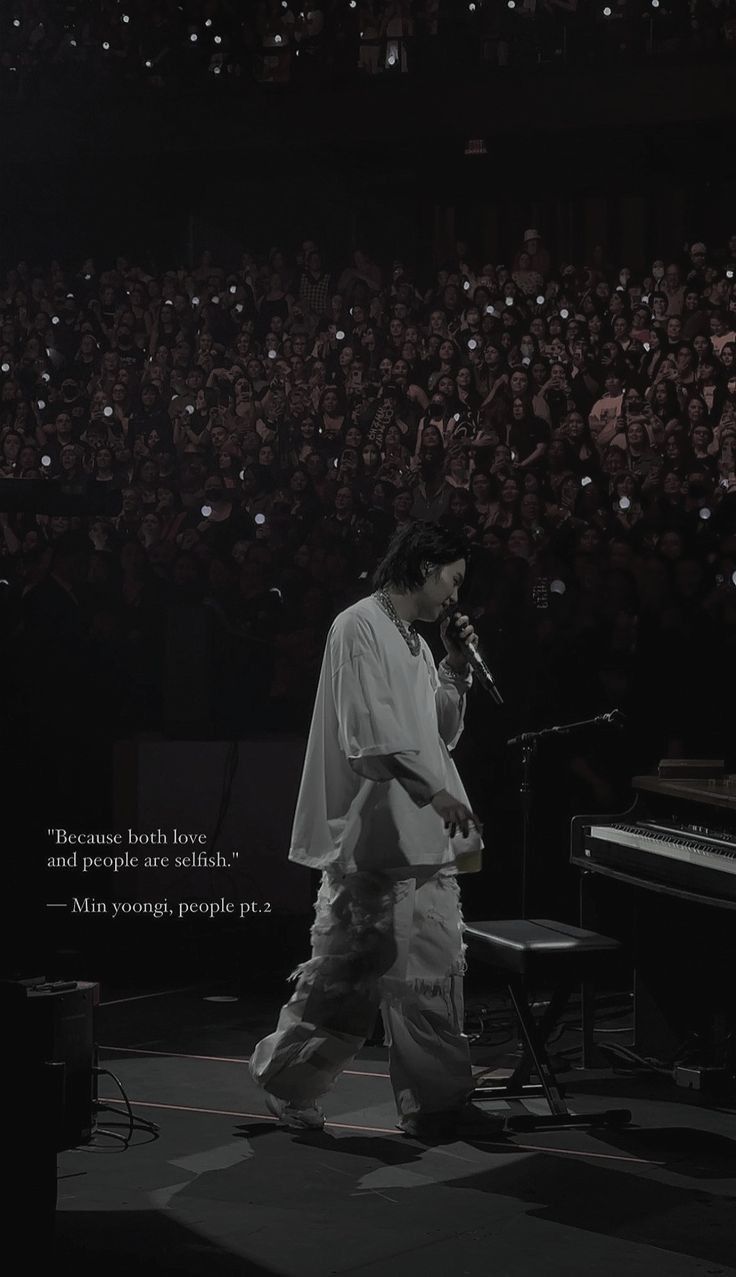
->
[374,589,421,656]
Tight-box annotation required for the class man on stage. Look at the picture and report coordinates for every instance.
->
[249,521,486,1140]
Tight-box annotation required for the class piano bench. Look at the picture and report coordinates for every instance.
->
[464,919,632,1133]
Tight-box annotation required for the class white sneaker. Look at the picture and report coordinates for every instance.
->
[265,1092,325,1130]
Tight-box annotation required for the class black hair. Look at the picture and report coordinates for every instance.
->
[372,520,469,592]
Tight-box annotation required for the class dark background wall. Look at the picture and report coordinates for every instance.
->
[2,54,735,272]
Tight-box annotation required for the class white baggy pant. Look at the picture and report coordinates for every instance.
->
[249,867,473,1119]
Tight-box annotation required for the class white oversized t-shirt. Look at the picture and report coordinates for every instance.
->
[289,594,484,877]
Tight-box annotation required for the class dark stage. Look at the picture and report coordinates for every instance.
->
[50,982,736,1277]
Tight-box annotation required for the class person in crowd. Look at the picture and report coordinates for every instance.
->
[513,229,552,279]
[589,367,626,449]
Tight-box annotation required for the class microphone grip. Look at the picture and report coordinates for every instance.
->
[469,649,504,705]
[448,611,504,705]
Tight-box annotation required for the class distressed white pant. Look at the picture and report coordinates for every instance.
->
[249,867,473,1119]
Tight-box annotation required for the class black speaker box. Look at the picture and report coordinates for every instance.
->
[23,980,99,1150]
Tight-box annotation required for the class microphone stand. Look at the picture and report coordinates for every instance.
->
[508,710,623,920]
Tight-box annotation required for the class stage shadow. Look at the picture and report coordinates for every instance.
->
[54,1210,276,1275]
[235,1121,431,1166]
[594,1124,736,1178]
[440,1148,736,1266]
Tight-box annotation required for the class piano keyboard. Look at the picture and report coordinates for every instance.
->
[588,822,736,876]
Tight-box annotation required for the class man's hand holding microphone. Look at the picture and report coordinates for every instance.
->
[439,610,477,669]
[434,609,483,836]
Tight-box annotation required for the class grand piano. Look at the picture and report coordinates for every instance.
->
[571,765,736,1076]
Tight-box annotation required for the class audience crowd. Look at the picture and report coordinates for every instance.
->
[1,0,734,95]
[1,226,735,764]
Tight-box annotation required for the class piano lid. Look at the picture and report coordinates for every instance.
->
[633,774,736,812]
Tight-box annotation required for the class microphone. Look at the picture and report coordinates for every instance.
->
[447,610,504,705]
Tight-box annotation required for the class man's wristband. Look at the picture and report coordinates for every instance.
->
[440,656,471,682]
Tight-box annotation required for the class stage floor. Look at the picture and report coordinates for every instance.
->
[55,984,736,1276]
